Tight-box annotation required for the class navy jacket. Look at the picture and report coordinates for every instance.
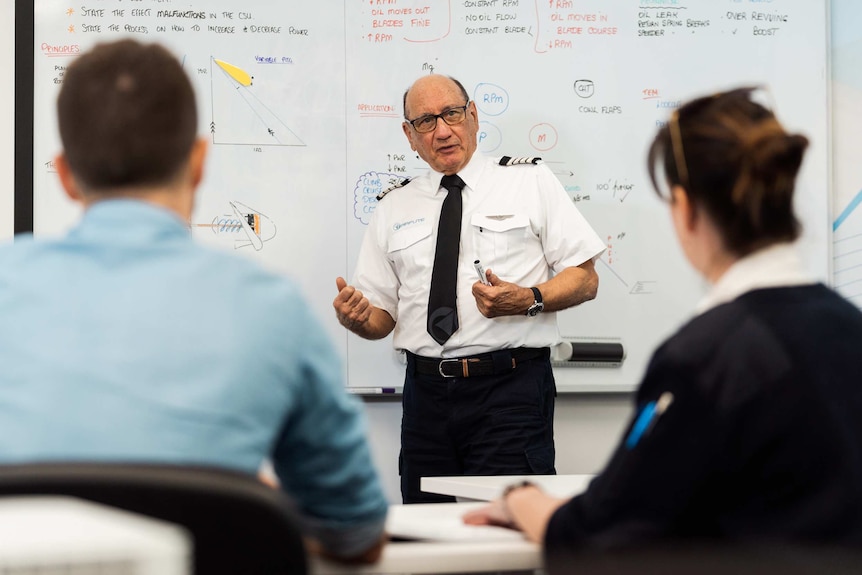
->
[546,284,862,561]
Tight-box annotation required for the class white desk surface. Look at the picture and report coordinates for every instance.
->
[311,502,540,574]
[0,496,189,574]
[421,474,594,501]
[312,476,595,574]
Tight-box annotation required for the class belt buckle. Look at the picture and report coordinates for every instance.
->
[438,359,460,378]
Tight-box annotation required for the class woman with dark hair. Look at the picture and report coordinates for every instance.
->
[464,87,862,565]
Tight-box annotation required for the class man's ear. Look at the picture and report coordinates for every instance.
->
[401,121,416,151]
[54,154,84,204]
[189,137,208,189]
[467,100,479,123]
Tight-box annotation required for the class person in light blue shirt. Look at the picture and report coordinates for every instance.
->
[0,39,387,563]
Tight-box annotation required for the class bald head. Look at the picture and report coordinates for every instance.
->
[402,75,470,120]
[401,75,478,175]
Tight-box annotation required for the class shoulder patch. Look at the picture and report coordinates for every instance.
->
[499,156,542,166]
[376,177,412,201]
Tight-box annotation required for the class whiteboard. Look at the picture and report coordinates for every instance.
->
[22,0,830,392]
[830,0,862,308]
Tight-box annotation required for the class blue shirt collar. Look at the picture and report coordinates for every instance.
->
[68,199,191,244]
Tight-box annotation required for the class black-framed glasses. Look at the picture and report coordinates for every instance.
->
[406,104,470,133]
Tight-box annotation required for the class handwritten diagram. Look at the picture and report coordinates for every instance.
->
[210,57,305,147]
[193,201,277,251]
[831,0,862,309]
[833,193,862,307]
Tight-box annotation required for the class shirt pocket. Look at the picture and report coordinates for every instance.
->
[470,213,531,267]
[386,223,434,271]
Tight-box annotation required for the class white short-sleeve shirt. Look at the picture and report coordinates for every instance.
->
[353,153,606,358]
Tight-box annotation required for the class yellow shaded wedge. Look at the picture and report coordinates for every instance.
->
[214,59,252,86]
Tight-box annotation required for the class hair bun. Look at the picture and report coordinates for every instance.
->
[745,123,809,178]
[731,122,808,234]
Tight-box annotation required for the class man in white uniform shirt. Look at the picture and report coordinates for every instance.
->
[334,74,605,503]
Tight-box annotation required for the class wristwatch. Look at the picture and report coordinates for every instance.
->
[502,480,537,499]
[501,480,539,525]
[526,287,544,316]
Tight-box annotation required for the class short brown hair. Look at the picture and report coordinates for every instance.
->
[57,39,197,192]
[647,87,808,256]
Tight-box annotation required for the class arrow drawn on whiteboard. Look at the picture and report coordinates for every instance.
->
[598,259,658,294]
[597,257,628,288]
[630,281,657,295]
[543,160,574,177]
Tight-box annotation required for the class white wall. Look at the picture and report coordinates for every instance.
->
[0,3,13,241]
[363,394,633,503]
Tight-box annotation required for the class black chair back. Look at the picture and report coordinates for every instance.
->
[0,462,307,575]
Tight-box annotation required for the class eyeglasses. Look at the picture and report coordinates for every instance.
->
[406,104,470,133]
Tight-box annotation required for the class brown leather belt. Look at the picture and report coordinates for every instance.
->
[408,347,547,378]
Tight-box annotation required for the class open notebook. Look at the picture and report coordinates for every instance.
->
[386,502,526,542]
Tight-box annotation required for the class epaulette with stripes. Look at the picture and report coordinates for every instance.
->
[376,177,411,201]
[499,156,542,166]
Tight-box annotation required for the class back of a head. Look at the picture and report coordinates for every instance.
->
[647,87,809,256]
[57,39,197,193]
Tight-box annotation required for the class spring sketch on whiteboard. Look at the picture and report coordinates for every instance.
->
[194,201,276,251]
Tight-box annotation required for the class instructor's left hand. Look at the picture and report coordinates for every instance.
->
[472,270,531,318]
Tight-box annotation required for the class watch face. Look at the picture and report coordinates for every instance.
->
[527,303,543,316]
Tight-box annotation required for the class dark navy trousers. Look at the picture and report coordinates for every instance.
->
[399,348,556,504]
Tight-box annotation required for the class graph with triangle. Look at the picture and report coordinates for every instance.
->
[210,57,305,147]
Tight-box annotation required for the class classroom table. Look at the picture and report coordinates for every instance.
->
[420,474,595,501]
[312,476,594,574]
[310,501,540,574]
[314,475,862,574]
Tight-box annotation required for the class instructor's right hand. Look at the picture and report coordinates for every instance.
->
[334,277,372,331]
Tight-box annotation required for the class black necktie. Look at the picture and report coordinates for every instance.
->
[427,174,465,345]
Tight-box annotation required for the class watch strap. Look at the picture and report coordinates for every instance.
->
[502,480,537,499]
[501,480,539,525]
[526,287,544,316]
[529,287,542,304]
